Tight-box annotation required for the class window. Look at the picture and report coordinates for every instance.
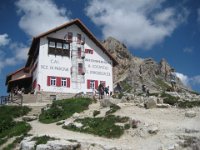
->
[87,80,98,89]
[61,78,67,86]
[50,77,56,86]
[78,63,84,75]
[49,41,55,48]
[48,37,70,57]
[85,49,93,54]
[77,34,81,44]
[90,80,95,89]
[78,47,81,58]
[67,32,73,42]
[63,43,69,49]
[56,42,62,49]
[47,76,70,87]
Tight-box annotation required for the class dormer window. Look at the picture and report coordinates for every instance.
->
[48,37,70,57]
[77,34,81,44]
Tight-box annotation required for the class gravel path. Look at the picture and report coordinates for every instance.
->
[28,102,200,150]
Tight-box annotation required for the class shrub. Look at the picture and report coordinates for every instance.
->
[178,101,200,108]
[106,104,121,115]
[32,135,57,148]
[118,93,124,99]
[63,115,128,138]
[154,78,171,90]
[161,92,179,105]
[39,97,92,123]
[124,124,130,129]
[93,110,100,117]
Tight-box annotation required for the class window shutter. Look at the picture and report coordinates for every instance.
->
[95,80,98,89]
[56,77,61,86]
[67,78,70,87]
[87,80,90,89]
[47,76,51,86]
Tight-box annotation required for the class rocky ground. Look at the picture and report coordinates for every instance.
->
[18,94,200,150]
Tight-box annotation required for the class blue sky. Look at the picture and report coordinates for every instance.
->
[0,0,200,95]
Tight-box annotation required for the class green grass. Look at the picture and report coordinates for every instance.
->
[161,92,179,105]
[105,104,121,116]
[178,101,200,108]
[63,115,129,138]
[0,105,31,118]
[2,136,25,150]
[0,122,31,139]
[0,106,31,146]
[39,97,93,124]
[32,135,57,149]
[120,81,132,92]
[154,78,171,90]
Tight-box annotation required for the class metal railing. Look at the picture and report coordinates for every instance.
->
[0,96,10,105]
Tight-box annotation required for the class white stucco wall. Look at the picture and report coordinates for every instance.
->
[36,24,113,94]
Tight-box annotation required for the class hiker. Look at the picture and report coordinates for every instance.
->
[170,69,176,91]
[142,84,150,97]
[142,84,146,93]
[105,86,109,96]
[98,83,104,99]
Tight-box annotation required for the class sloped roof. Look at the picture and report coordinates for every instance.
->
[25,19,118,67]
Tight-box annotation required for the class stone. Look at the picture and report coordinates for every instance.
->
[185,111,196,118]
[148,126,159,134]
[36,144,51,150]
[144,96,157,109]
[157,98,163,104]
[72,112,80,119]
[47,140,80,150]
[73,122,83,128]
[156,104,170,108]
[100,98,113,107]
[129,119,141,128]
[22,115,38,122]
[64,119,74,126]
[20,141,35,150]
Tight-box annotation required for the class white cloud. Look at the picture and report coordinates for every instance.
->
[175,72,200,90]
[175,72,190,86]
[0,34,10,46]
[190,75,200,85]
[183,47,193,53]
[85,0,189,49]
[0,42,29,72]
[16,0,71,37]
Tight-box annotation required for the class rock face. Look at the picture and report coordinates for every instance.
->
[102,37,132,82]
[102,37,189,93]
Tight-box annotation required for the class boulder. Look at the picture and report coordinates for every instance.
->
[148,126,159,134]
[20,136,35,150]
[156,104,170,108]
[129,119,141,128]
[100,98,113,107]
[72,113,80,119]
[22,115,38,122]
[36,144,51,150]
[185,111,196,118]
[73,122,83,128]
[46,140,80,150]
[144,96,157,109]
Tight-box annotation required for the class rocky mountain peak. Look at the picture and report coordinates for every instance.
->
[102,37,189,93]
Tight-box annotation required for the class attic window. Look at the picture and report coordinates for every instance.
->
[85,49,93,54]
[48,37,70,57]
